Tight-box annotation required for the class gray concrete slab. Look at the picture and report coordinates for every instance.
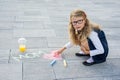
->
[73,77,103,80]
[0,50,10,63]
[47,38,69,48]
[0,0,120,80]
[53,59,120,79]
[23,62,55,80]
[0,63,22,80]
[0,22,14,29]
[0,37,48,49]
[0,38,13,49]
[0,30,13,38]
[26,37,48,48]
[13,29,56,37]
[13,22,44,29]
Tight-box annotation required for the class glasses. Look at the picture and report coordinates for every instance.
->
[71,19,84,26]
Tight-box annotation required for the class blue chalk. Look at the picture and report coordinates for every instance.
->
[50,60,56,66]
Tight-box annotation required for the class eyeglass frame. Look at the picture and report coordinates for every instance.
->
[71,19,85,26]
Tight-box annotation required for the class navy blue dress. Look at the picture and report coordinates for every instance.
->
[87,29,109,63]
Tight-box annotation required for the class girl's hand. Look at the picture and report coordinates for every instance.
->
[53,50,61,57]
[81,46,90,54]
[53,47,66,56]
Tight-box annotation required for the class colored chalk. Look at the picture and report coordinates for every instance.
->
[50,60,56,66]
[63,59,67,67]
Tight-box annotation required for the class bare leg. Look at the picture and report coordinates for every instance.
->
[80,39,90,54]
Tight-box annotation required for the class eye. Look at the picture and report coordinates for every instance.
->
[73,21,77,23]
[78,19,83,22]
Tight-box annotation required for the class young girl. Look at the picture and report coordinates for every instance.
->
[55,9,109,66]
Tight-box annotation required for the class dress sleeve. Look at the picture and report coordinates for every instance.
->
[64,42,74,49]
[89,31,104,56]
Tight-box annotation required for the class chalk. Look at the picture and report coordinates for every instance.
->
[12,57,20,62]
[63,59,67,67]
[50,60,56,66]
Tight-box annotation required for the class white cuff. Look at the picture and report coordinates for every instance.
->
[64,42,73,49]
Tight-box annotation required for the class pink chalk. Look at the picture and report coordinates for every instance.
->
[43,50,62,60]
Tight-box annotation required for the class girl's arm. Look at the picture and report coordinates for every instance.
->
[57,42,73,54]
[89,31,104,56]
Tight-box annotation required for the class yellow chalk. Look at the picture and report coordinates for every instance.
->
[63,59,67,67]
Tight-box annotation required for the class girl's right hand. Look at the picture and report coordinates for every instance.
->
[54,47,66,56]
[52,50,61,57]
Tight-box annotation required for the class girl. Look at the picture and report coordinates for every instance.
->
[55,9,109,66]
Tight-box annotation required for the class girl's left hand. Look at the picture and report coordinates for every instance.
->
[81,46,90,54]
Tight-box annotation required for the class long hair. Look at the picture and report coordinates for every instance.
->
[68,9,100,45]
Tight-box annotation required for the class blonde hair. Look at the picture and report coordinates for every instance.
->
[68,9,100,45]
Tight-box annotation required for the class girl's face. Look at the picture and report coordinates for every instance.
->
[71,16,85,31]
